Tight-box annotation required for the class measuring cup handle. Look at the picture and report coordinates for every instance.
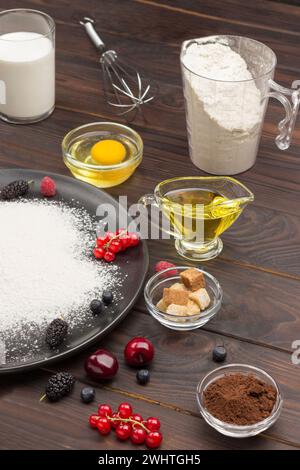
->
[266,79,300,150]
[138,194,179,238]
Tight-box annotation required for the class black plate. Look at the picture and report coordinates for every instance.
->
[0,169,148,374]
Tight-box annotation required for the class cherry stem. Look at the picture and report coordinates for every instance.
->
[107,414,149,433]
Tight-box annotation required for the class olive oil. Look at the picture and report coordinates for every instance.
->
[161,188,244,242]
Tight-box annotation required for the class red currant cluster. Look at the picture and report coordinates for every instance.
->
[89,402,162,448]
[93,229,140,262]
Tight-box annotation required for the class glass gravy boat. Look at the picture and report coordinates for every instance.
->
[139,176,254,261]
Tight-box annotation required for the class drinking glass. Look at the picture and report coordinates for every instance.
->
[0,9,55,124]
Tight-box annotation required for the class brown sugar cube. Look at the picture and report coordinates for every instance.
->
[156,298,167,312]
[163,287,189,306]
[180,268,206,291]
[186,299,201,315]
[166,304,188,316]
[189,288,210,311]
[170,282,188,291]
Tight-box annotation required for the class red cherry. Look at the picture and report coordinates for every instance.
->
[93,247,105,259]
[110,241,122,253]
[104,250,116,262]
[116,422,132,440]
[145,431,163,448]
[131,413,144,424]
[89,414,100,428]
[97,417,111,435]
[146,417,161,431]
[85,349,119,381]
[129,233,140,247]
[131,427,147,444]
[124,337,154,367]
[110,412,120,429]
[98,404,113,418]
[118,402,132,419]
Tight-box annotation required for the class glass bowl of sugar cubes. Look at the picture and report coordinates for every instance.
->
[144,266,222,331]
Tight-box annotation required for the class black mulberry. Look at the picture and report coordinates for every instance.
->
[45,318,68,349]
[1,180,31,200]
[45,372,75,402]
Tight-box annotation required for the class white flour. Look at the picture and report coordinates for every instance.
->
[0,199,120,333]
[182,42,263,174]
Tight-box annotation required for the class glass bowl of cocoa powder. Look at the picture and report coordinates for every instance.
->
[197,364,283,437]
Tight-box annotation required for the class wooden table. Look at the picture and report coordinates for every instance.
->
[1,0,300,451]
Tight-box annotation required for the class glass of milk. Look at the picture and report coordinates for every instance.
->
[181,35,300,175]
[0,9,55,124]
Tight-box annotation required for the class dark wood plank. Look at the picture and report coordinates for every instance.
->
[42,309,300,447]
[0,371,293,450]
[1,107,299,277]
[136,245,300,351]
[1,0,299,202]
[137,0,300,36]
[0,0,300,451]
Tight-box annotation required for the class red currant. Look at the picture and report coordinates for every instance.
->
[110,412,120,429]
[118,402,133,419]
[145,431,163,448]
[116,228,128,235]
[93,247,105,259]
[106,231,115,240]
[104,250,116,262]
[131,413,144,427]
[96,237,106,248]
[110,241,122,253]
[116,422,131,440]
[131,427,147,445]
[120,234,131,250]
[98,404,113,418]
[146,417,161,431]
[129,233,140,247]
[97,417,111,435]
[89,414,100,428]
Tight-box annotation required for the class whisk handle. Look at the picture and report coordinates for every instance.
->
[80,17,105,51]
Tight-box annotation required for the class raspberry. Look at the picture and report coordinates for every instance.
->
[155,261,177,275]
[40,176,56,197]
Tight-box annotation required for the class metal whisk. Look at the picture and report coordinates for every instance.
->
[80,17,155,118]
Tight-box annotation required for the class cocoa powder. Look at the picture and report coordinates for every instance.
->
[203,373,277,425]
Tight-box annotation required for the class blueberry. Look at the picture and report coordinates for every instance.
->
[81,386,95,404]
[90,299,103,315]
[212,345,227,363]
[136,369,150,385]
[102,291,114,306]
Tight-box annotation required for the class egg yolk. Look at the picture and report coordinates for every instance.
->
[91,139,126,165]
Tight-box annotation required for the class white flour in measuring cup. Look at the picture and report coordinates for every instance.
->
[181,42,263,175]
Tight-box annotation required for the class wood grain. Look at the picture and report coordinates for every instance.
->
[0,371,293,450]
[39,309,300,446]
[0,0,300,451]
[1,107,299,276]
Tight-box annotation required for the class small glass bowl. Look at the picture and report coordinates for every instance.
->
[197,364,283,438]
[62,122,143,188]
[144,266,222,331]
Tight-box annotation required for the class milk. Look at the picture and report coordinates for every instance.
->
[0,32,55,121]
